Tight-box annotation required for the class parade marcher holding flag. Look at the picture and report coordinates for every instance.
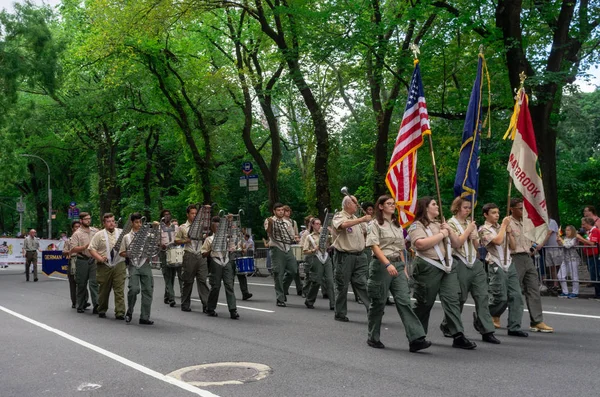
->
[440,51,500,344]
[504,76,554,333]
[389,48,476,350]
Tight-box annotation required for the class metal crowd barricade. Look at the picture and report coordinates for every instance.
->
[252,247,271,277]
[536,244,600,296]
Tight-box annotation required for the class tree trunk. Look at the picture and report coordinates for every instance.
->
[143,127,159,220]
[97,125,120,218]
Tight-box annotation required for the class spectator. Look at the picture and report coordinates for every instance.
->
[538,218,562,291]
[557,225,579,298]
[583,206,600,229]
[577,217,600,299]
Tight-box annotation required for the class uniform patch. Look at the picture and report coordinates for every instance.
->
[408,223,418,232]
[346,227,353,233]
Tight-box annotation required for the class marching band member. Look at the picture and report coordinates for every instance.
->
[439,197,501,344]
[63,220,81,309]
[175,205,210,313]
[283,205,303,296]
[302,217,335,310]
[479,203,528,337]
[408,197,477,349]
[265,203,297,307]
[202,216,239,319]
[366,195,430,352]
[69,212,99,314]
[88,213,126,320]
[119,213,155,325]
[159,209,181,307]
[331,195,371,322]
[237,234,253,301]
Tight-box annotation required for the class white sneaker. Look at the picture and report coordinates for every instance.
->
[539,284,548,293]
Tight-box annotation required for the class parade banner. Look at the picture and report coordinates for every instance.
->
[0,238,62,265]
[41,250,69,276]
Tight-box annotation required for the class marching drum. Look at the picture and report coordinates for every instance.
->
[291,244,303,261]
[235,256,255,274]
[166,246,184,267]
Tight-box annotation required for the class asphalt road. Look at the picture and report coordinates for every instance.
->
[1,265,599,397]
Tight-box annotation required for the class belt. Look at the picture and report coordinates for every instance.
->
[335,249,362,256]
[26,250,37,253]
[512,252,529,256]
[387,256,401,262]
[77,255,90,260]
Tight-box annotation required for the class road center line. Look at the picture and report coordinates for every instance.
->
[190,299,274,313]
[0,305,220,397]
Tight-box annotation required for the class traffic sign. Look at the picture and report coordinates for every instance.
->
[242,161,253,175]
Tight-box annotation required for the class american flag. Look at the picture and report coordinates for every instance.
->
[385,62,430,227]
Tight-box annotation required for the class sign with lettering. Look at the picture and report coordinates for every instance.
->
[42,250,69,276]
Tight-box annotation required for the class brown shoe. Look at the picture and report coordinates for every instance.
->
[530,322,554,333]
[492,316,501,329]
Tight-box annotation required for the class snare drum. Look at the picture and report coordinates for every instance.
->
[291,244,303,261]
[235,256,255,274]
[166,246,184,267]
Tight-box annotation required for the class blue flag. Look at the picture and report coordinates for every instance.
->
[454,54,487,205]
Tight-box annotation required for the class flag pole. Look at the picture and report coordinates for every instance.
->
[503,71,527,267]
[410,44,452,268]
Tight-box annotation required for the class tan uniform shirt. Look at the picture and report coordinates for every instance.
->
[448,216,478,261]
[265,216,295,252]
[331,211,366,252]
[201,235,229,266]
[89,228,122,258]
[407,220,446,260]
[366,219,405,258]
[509,216,531,254]
[70,227,99,258]
[479,221,512,266]
[302,231,328,253]
[175,221,202,254]
[23,236,39,252]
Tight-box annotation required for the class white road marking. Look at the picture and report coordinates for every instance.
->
[190,299,274,313]
[0,305,220,397]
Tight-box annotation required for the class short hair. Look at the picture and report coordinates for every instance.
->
[283,205,291,213]
[362,201,374,211]
[211,216,220,223]
[582,217,595,226]
[482,203,499,215]
[342,196,354,209]
[304,215,314,227]
[245,234,250,238]
[130,212,143,222]
[102,213,114,222]
[186,204,197,214]
[510,197,523,208]
[585,205,597,215]
[71,220,81,230]
[160,209,171,218]
[273,202,284,211]
[450,197,469,215]
[79,212,90,219]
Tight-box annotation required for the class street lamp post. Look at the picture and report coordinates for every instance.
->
[20,154,52,239]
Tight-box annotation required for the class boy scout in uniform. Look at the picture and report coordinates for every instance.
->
[89,213,126,320]
[120,213,155,325]
[202,216,239,319]
[331,195,371,322]
[175,204,210,313]
[479,203,528,337]
[158,209,181,307]
[508,198,554,333]
[69,212,99,313]
[440,197,500,344]
[265,203,297,307]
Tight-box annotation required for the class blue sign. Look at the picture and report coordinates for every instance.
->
[242,161,253,175]
[70,201,77,207]
[42,250,69,276]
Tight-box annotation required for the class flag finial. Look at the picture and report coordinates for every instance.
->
[409,43,420,60]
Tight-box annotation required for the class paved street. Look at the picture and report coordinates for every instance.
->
[1,266,599,397]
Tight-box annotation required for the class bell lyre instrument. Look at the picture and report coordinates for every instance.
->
[314,209,335,263]
[128,217,160,268]
[108,216,131,268]
[188,203,212,241]
[212,210,233,253]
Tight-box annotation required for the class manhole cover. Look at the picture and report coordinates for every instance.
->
[167,362,271,386]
